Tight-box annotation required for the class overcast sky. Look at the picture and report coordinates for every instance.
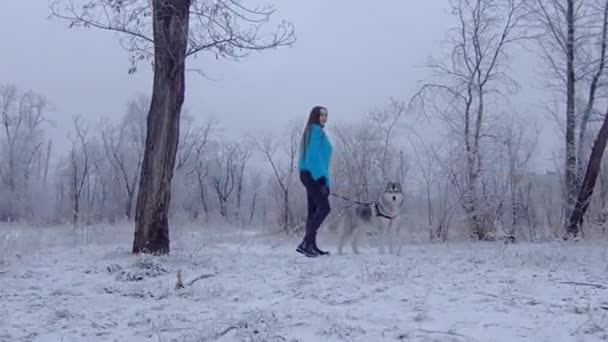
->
[0,0,557,173]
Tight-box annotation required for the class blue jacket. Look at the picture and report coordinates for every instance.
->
[298,123,333,187]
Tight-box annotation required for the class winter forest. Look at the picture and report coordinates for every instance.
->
[1,0,608,341]
[3,0,608,243]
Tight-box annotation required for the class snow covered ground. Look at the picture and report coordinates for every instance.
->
[1,222,608,342]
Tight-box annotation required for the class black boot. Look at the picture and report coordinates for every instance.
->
[296,240,318,257]
[312,240,330,256]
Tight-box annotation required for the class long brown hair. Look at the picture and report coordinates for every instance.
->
[300,105,326,161]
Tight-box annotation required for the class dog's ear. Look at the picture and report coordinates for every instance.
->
[387,182,400,193]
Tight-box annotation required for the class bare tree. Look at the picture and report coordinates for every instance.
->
[209,142,249,218]
[68,115,90,226]
[407,132,439,238]
[0,85,19,195]
[22,142,43,222]
[100,120,138,220]
[185,119,216,218]
[211,143,235,218]
[526,0,608,228]
[99,96,149,220]
[248,172,261,225]
[367,99,407,181]
[591,146,608,232]
[194,155,210,217]
[235,145,251,220]
[123,94,148,155]
[495,114,540,239]
[577,0,608,170]
[254,124,299,232]
[566,0,577,222]
[18,94,47,221]
[91,155,112,222]
[332,119,384,202]
[567,105,608,237]
[426,140,463,242]
[330,100,407,204]
[176,114,196,170]
[83,142,106,224]
[50,0,295,254]
[411,0,525,240]
[0,85,48,220]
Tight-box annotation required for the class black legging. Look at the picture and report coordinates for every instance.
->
[300,171,331,244]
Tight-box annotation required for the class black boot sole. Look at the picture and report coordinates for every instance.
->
[296,245,318,257]
[314,248,330,256]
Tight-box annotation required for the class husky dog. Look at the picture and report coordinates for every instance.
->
[327,182,404,255]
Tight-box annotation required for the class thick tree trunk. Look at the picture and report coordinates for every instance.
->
[564,0,577,228]
[132,0,190,255]
[567,108,608,238]
[576,0,608,185]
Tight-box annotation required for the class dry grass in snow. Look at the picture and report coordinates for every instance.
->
[1,222,608,341]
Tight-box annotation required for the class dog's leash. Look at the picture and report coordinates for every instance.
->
[331,192,396,220]
[330,192,373,206]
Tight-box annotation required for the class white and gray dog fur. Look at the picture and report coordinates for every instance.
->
[326,182,404,255]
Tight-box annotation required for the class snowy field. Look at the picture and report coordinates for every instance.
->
[1,222,608,342]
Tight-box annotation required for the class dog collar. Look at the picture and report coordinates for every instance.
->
[375,202,396,220]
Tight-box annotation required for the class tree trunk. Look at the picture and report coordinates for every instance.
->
[564,0,577,228]
[282,190,289,232]
[249,192,257,224]
[219,198,228,217]
[73,191,79,226]
[236,163,245,216]
[426,185,433,228]
[196,165,209,215]
[576,0,608,185]
[566,108,608,238]
[199,186,208,215]
[132,0,190,255]
[198,179,208,215]
[43,139,51,186]
[72,159,79,226]
[510,189,517,236]
[125,190,134,220]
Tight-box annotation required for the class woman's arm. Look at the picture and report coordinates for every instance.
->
[304,125,328,183]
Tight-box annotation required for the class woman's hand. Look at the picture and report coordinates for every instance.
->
[317,177,330,197]
[317,177,327,186]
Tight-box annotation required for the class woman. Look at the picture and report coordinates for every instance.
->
[297,105,333,257]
